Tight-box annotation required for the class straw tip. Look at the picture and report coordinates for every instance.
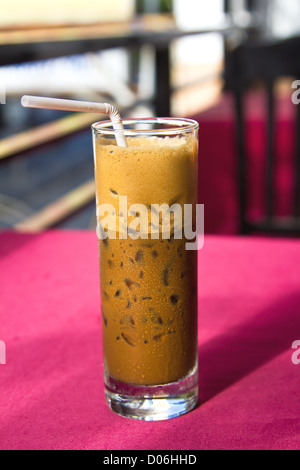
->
[20,95,30,107]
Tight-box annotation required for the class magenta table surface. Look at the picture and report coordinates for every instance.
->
[1,230,300,450]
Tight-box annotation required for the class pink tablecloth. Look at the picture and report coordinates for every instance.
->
[1,230,300,450]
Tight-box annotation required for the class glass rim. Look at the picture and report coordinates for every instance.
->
[91,117,199,136]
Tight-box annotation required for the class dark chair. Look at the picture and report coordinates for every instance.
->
[226,36,300,235]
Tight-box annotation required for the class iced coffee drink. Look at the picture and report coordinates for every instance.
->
[92,118,199,420]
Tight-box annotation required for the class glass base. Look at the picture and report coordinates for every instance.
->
[104,368,198,421]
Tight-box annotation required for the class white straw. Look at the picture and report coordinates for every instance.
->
[20,95,127,147]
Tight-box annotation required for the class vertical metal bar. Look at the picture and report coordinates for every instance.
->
[294,94,300,218]
[235,86,248,234]
[266,79,274,220]
[224,0,230,13]
[154,45,171,117]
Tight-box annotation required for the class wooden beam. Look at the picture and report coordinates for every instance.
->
[14,178,95,231]
[0,112,99,161]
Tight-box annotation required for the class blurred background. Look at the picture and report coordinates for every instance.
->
[1,0,300,235]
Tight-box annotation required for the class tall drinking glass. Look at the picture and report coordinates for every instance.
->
[92,118,199,421]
